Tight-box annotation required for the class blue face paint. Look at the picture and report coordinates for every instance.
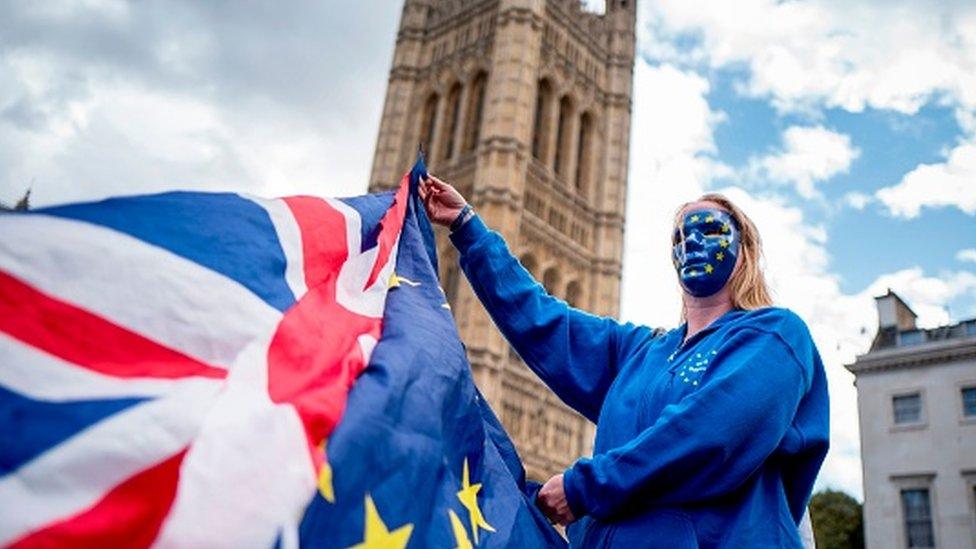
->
[672,208,740,297]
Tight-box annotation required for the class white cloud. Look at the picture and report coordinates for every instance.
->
[620,61,730,329]
[875,141,976,218]
[843,191,872,211]
[639,0,976,116]
[0,1,399,207]
[746,126,859,198]
[958,249,976,264]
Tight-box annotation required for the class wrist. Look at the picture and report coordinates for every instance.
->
[449,204,474,232]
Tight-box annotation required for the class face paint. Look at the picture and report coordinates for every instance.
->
[671,208,740,297]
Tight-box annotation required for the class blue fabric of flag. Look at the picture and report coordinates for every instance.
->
[36,192,297,312]
[297,185,565,547]
[0,386,148,475]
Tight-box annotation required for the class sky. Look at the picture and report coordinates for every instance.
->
[2,0,975,501]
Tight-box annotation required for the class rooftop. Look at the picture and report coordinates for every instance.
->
[847,290,976,374]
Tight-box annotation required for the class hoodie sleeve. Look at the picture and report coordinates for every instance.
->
[450,215,647,422]
[561,323,815,519]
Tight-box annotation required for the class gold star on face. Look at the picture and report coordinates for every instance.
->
[448,510,473,549]
[719,239,729,248]
[704,264,714,274]
[705,215,714,223]
[688,269,698,276]
[690,214,700,222]
[348,495,413,549]
[722,222,730,233]
[716,252,725,261]
[456,458,495,544]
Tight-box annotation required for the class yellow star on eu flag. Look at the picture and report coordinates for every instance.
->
[317,439,335,504]
[719,239,729,248]
[348,495,413,549]
[705,215,714,223]
[704,264,714,274]
[690,214,700,222]
[448,509,474,549]
[456,458,496,544]
[716,252,725,261]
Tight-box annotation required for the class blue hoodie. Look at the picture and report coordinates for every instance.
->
[451,215,830,548]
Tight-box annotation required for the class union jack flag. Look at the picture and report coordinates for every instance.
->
[0,165,565,548]
[0,171,411,546]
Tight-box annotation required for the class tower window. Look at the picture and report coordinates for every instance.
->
[463,72,487,154]
[554,96,573,176]
[532,79,553,162]
[441,83,462,161]
[575,111,593,195]
[421,93,440,158]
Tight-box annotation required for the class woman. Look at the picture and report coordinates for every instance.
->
[419,176,829,548]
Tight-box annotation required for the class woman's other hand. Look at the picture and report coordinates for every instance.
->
[537,473,576,526]
[418,175,468,226]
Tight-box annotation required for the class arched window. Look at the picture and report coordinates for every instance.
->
[444,264,460,308]
[519,253,538,277]
[575,112,593,195]
[463,72,488,153]
[421,93,439,157]
[542,267,561,297]
[553,96,573,176]
[532,79,553,161]
[565,280,583,308]
[530,406,550,448]
[441,83,462,161]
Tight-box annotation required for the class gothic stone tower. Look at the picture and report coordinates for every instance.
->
[369,0,637,481]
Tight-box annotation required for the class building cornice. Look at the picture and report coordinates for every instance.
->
[845,336,976,375]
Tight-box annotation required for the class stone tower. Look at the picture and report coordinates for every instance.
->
[369,0,637,481]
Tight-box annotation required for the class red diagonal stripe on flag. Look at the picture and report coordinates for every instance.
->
[363,173,410,290]
[0,271,226,380]
[8,450,187,549]
[281,196,349,290]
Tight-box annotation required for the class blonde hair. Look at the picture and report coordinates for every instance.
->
[674,193,773,316]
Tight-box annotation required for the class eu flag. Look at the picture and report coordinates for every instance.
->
[297,162,566,547]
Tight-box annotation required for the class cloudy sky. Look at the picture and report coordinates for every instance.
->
[3,0,975,499]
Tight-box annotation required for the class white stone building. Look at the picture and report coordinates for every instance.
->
[847,290,976,548]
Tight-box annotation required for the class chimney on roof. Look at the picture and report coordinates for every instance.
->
[875,289,917,331]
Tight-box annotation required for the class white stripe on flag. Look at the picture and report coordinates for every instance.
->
[0,333,221,401]
[0,381,220,546]
[0,214,281,370]
[326,198,400,319]
[248,196,308,302]
[153,336,315,548]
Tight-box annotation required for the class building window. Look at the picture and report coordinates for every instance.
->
[531,79,553,162]
[575,111,593,195]
[441,83,462,161]
[893,393,922,425]
[421,93,440,157]
[462,72,487,153]
[900,488,935,548]
[553,96,573,176]
[962,387,976,417]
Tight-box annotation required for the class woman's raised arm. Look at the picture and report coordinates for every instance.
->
[420,175,652,421]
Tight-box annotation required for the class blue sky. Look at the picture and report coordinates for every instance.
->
[708,67,974,298]
[2,0,975,500]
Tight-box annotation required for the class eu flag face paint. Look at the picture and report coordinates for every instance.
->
[672,208,740,297]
